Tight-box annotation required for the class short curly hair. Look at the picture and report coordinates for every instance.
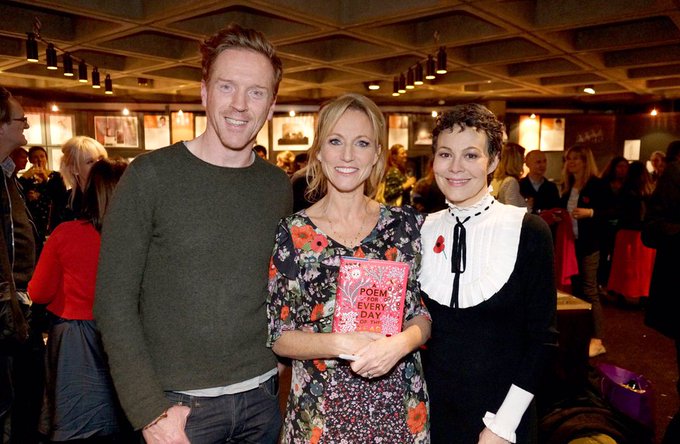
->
[432,104,504,160]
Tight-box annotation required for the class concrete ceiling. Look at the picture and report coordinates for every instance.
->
[1,0,680,108]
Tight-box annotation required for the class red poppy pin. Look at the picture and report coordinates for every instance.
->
[434,235,446,255]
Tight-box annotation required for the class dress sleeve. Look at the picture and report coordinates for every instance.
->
[398,207,431,323]
[266,220,302,346]
[514,214,558,392]
[28,225,64,304]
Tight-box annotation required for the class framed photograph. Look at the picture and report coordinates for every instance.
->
[49,114,74,146]
[256,122,269,150]
[25,113,44,145]
[540,117,566,151]
[171,111,194,144]
[94,116,139,148]
[195,115,207,136]
[412,118,434,146]
[388,115,409,149]
[143,115,170,150]
[272,115,314,151]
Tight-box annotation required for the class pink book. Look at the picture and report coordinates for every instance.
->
[332,257,410,335]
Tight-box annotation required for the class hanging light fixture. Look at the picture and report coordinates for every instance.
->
[650,108,658,116]
[26,32,38,62]
[398,73,406,94]
[78,60,88,82]
[583,85,596,94]
[92,67,101,88]
[105,74,113,94]
[414,62,424,85]
[46,43,58,70]
[368,81,380,91]
[62,53,73,77]
[425,55,436,80]
[392,77,400,96]
[406,68,415,90]
[436,46,447,74]
[122,107,130,116]
[51,103,59,112]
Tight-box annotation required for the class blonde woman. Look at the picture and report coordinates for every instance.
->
[53,136,107,226]
[490,142,527,207]
[267,93,430,443]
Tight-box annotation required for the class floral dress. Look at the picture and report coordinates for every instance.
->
[267,205,430,444]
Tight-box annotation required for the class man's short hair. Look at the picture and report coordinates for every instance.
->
[0,87,13,125]
[200,23,283,95]
[432,103,504,160]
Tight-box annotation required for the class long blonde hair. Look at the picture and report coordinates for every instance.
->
[305,93,387,201]
[494,142,525,180]
[561,144,599,194]
[60,136,108,193]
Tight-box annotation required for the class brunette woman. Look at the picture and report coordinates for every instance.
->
[383,143,416,206]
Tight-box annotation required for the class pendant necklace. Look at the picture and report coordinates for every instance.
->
[327,203,369,248]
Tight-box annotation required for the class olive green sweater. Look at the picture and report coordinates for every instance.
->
[94,143,292,429]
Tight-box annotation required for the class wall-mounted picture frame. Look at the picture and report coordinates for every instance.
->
[94,116,139,148]
[388,115,409,149]
[48,114,74,146]
[272,115,314,151]
[48,146,63,172]
[143,114,170,150]
[171,111,194,144]
[25,113,44,145]
[540,117,566,151]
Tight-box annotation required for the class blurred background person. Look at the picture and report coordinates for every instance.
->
[276,150,296,176]
[598,156,629,289]
[642,140,680,444]
[649,150,666,185]
[560,144,608,358]
[520,149,560,215]
[607,161,655,304]
[18,146,66,241]
[52,136,107,229]
[28,159,132,442]
[491,142,527,207]
[382,143,416,206]
[253,144,268,160]
[411,157,446,214]
[9,147,28,178]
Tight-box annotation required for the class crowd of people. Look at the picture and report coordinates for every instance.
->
[0,21,678,444]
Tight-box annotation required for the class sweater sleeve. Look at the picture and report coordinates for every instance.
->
[93,159,170,430]
[28,225,64,305]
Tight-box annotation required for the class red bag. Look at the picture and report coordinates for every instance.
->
[597,362,654,428]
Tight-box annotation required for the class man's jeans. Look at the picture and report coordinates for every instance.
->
[164,376,281,443]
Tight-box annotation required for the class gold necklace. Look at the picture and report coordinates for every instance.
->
[327,203,369,248]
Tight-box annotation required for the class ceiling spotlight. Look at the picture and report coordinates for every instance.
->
[63,53,74,77]
[78,60,88,82]
[105,74,113,95]
[288,110,296,117]
[406,68,415,89]
[368,81,380,91]
[26,33,38,62]
[51,103,59,112]
[392,77,400,96]
[583,85,596,94]
[122,107,130,116]
[414,63,424,86]
[650,108,658,116]
[530,113,537,119]
[92,67,101,88]
[431,111,438,118]
[436,46,447,75]
[46,43,58,70]
[398,73,406,94]
[425,55,436,80]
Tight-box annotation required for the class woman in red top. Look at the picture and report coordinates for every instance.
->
[28,158,128,441]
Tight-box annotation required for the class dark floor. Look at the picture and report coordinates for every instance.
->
[591,299,677,444]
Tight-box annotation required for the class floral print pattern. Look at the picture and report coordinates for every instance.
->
[267,205,430,444]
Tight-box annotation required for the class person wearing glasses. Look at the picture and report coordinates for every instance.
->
[0,86,43,443]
